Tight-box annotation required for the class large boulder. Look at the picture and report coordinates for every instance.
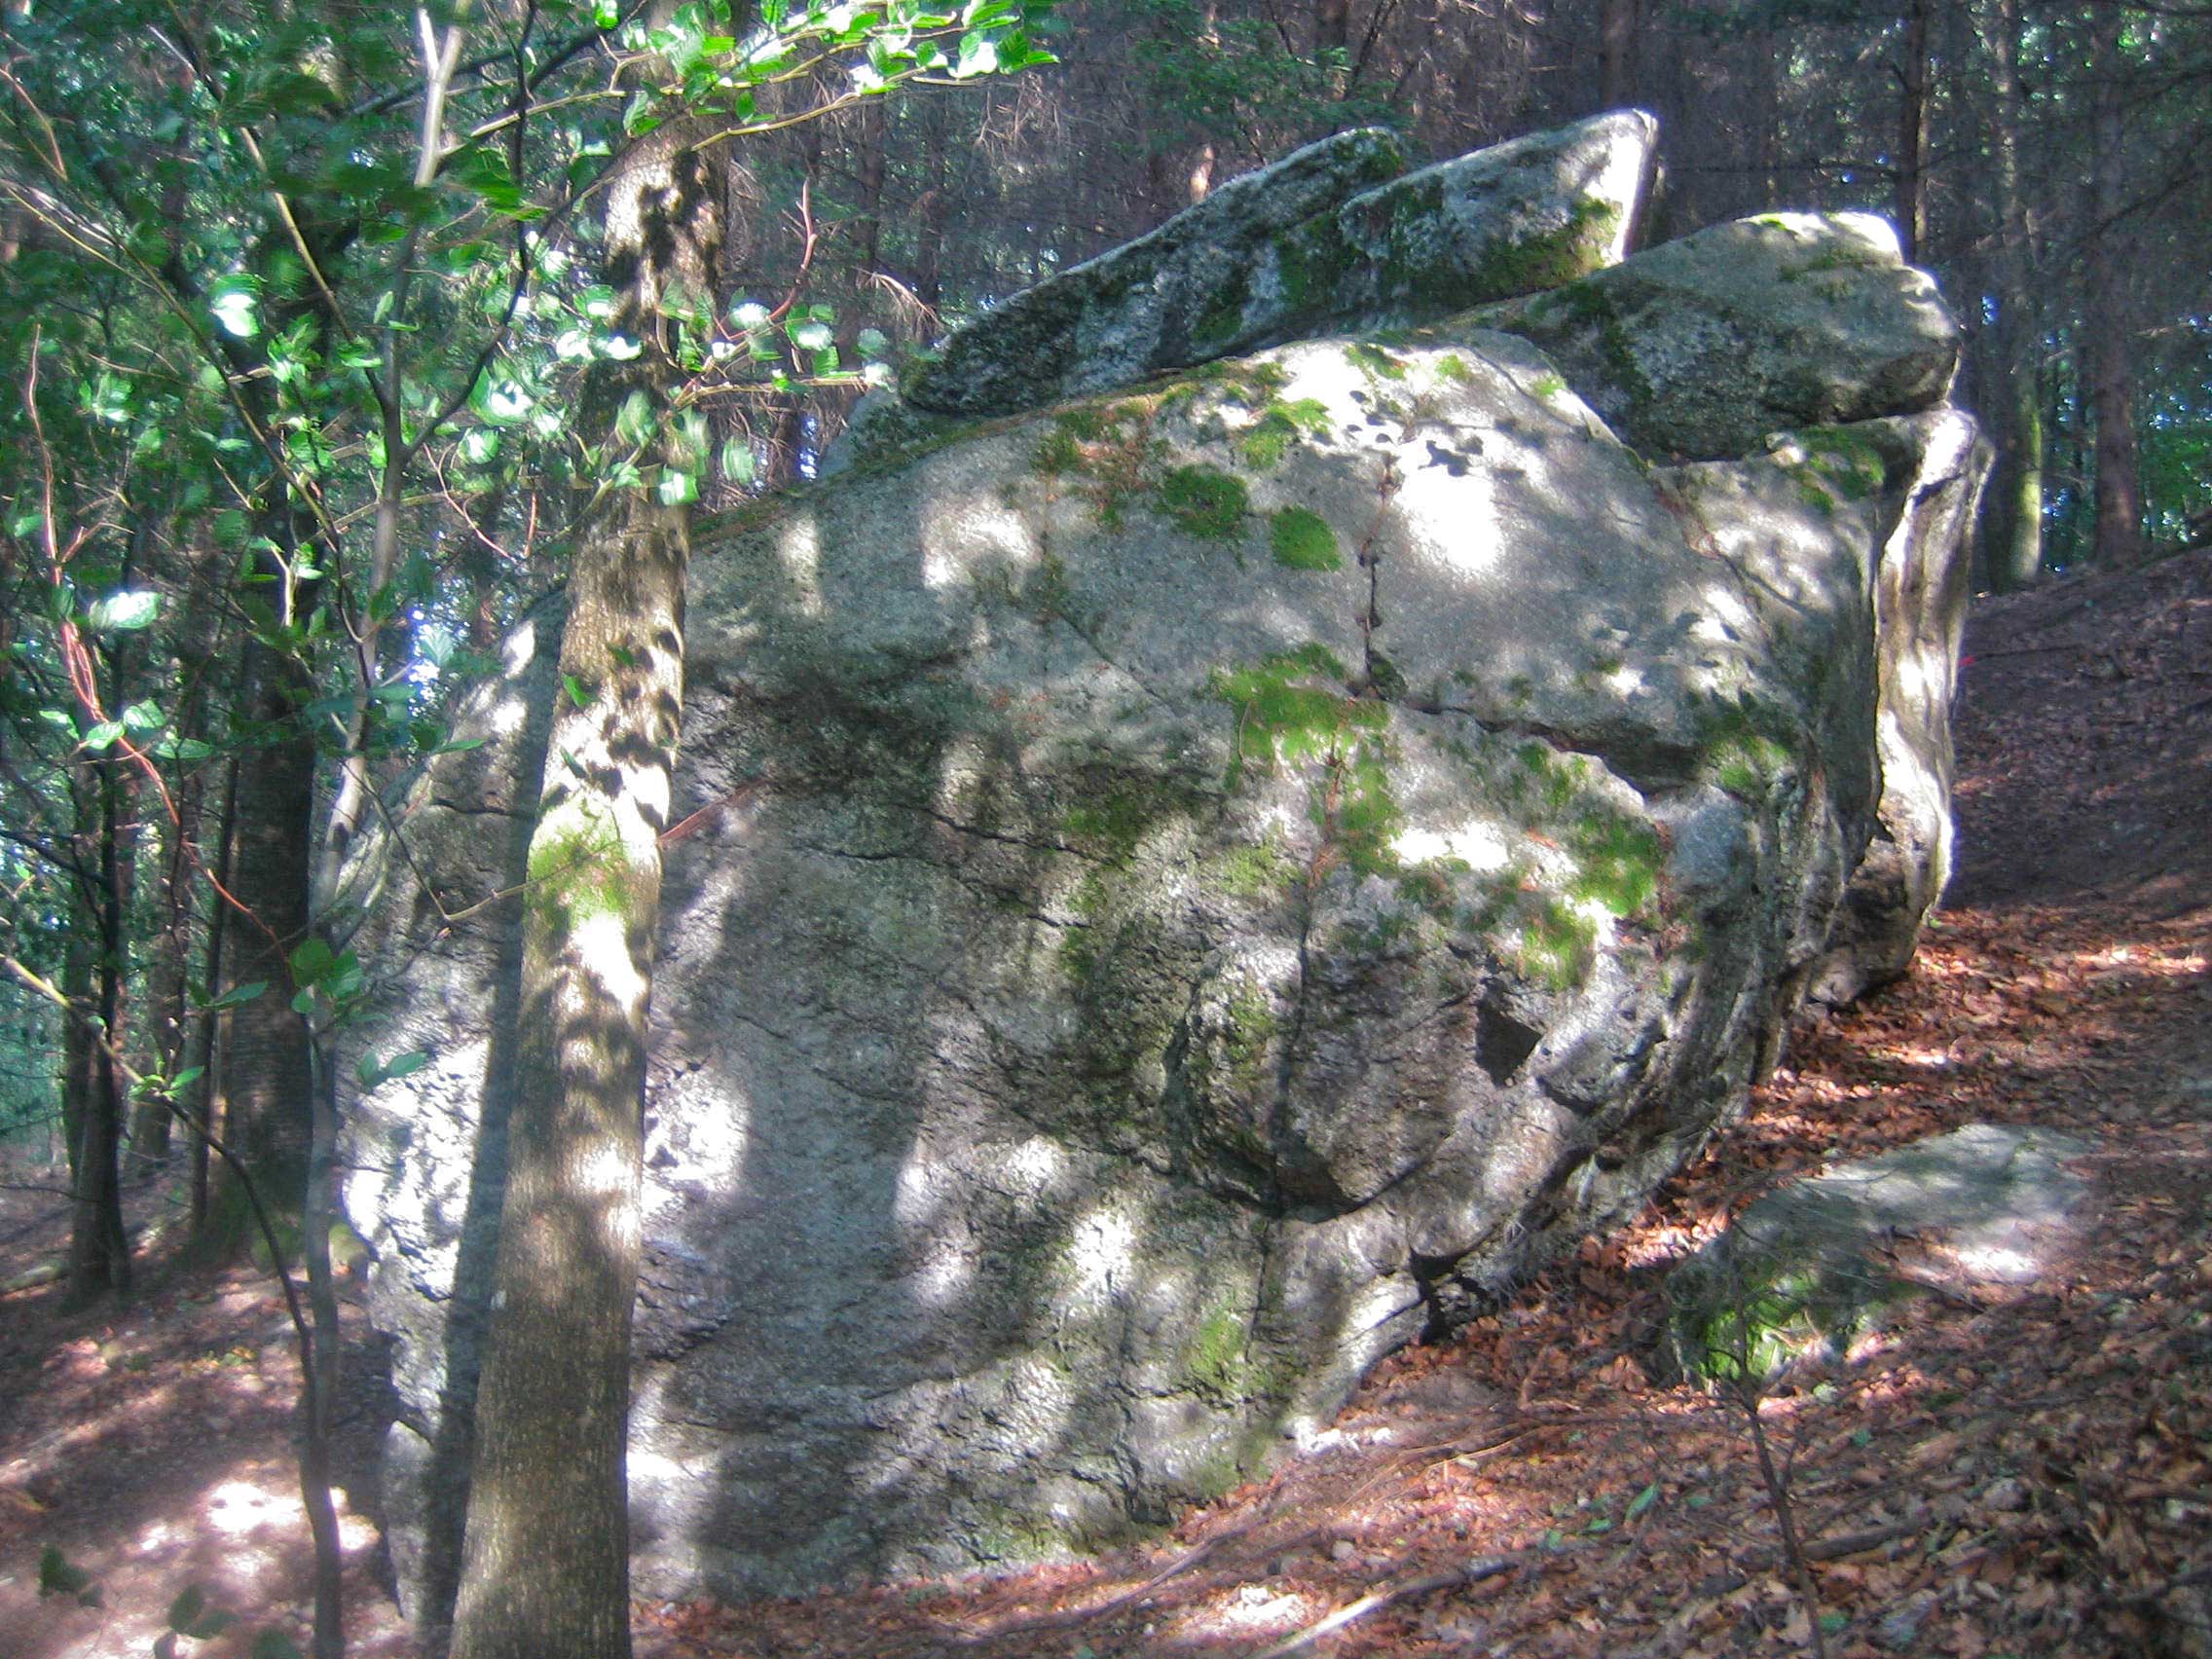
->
[334,117,1979,1620]
[902,110,1656,418]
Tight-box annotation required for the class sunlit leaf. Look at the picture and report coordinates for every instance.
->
[209,276,261,339]
[84,590,162,632]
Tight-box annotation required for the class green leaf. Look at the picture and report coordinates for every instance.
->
[195,979,269,1011]
[1626,1482,1659,1521]
[122,698,165,732]
[563,673,595,708]
[952,30,1000,76]
[39,1544,92,1599]
[719,437,756,486]
[657,468,698,506]
[615,388,655,448]
[80,720,124,752]
[84,589,163,632]
[856,326,891,359]
[288,938,336,987]
[209,276,262,339]
[357,1049,431,1088]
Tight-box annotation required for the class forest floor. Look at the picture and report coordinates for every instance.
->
[2,546,2208,1659]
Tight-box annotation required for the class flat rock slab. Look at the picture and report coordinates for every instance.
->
[904,111,1656,418]
[902,127,1408,417]
[1668,1124,2090,1377]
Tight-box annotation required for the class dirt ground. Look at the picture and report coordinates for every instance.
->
[4,548,2208,1659]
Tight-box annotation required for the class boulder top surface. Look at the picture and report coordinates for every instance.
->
[901,108,1658,418]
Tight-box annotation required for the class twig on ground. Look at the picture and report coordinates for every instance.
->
[1735,1382,1830,1659]
[1235,1554,1521,1659]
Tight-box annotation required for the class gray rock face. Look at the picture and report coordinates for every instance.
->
[1811,412,1990,1003]
[903,111,1656,419]
[336,118,1980,1621]
[1465,211,1961,461]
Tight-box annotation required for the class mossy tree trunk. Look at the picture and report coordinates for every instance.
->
[448,113,723,1659]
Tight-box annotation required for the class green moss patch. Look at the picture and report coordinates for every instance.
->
[1270,506,1343,571]
[1567,815,1663,918]
[1237,397,1333,470]
[1184,1298,1256,1403]
[1459,199,1620,302]
[1156,464,1251,541]
[1345,341,1409,382]
[1272,218,1362,316]
[1697,691,1799,800]
[1211,832,1297,898]
[1209,645,1404,879]
[1519,892,1598,990]
[1209,645,1377,781]
[1191,264,1255,354]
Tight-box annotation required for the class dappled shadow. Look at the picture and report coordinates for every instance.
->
[0,1245,407,1659]
[631,879,2212,1659]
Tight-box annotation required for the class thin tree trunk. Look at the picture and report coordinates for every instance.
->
[1599,0,1638,111]
[188,758,240,1235]
[1895,0,1931,263]
[69,754,133,1298]
[58,903,95,1181]
[1983,0,2044,589]
[450,110,723,1659]
[2084,4,2143,567]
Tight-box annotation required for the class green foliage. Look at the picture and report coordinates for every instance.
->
[1125,0,1403,153]
[1207,645,1404,878]
[37,1543,99,1605]
[152,1580,302,1659]
[1208,644,1377,781]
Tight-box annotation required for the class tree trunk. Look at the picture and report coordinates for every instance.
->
[1599,0,1638,111]
[449,114,722,1659]
[2084,4,2143,567]
[57,899,96,1181]
[188,758,240,1236]
[1895,0,1931,264]
[203,624,316,1255]
[1982,0,2044,590]
[68,756,133,1299]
